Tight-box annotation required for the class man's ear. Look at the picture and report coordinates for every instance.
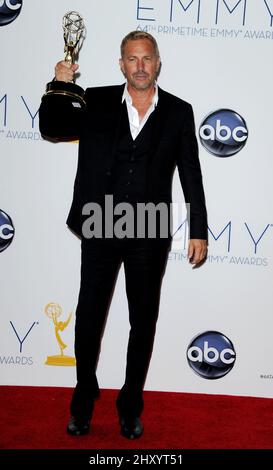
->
[119,58,125,74]
[156,58,162,78]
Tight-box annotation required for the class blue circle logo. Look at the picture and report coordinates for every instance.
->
[0,0,22,26]
[199,109,248,157]
[0,209,15,252]
[187,331,236,379]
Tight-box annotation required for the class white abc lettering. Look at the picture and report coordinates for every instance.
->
[0,0,21,10]
[0,224,14,239]
[199,124,214,140]
[187,346,202,362]
[220,348,236,364]
[216,120,231,141]
[233,125,248,142]
[188,341,235,364]
[204,341,219,362]
[200,120,247,143]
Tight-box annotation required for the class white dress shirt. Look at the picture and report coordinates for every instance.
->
[121,83,159,140]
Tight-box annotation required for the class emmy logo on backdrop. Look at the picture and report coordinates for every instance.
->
[44,302,76,366]
[43,11,86,108]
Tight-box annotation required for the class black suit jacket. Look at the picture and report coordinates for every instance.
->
[39,84,207,239]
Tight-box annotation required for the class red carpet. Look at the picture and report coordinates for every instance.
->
[0,386,273,450]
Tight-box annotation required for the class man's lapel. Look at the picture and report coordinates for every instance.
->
[149,87,170,157]
[105,85,125,168]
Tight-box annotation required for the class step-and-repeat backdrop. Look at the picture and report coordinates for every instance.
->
[1,0,273,398]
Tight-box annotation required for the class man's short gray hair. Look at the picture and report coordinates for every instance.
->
[120,30,160,58]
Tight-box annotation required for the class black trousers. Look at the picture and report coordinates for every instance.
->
[70,237,170,420]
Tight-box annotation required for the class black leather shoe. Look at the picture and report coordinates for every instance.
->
[67,416,90,436]
[120,416,144,439]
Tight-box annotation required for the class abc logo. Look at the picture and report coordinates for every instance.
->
[0,209,15,252]
[199,109,248,157]
[0,0,22,27]
[187,331,236,379]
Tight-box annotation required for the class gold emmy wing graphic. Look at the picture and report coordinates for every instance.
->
[45,302,76,366]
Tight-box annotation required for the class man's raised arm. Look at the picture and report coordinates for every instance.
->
[39,61,84,141]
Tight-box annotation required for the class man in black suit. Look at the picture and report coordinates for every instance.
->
[39,31,207,439]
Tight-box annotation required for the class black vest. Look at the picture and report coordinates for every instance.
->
[111,101,156,203]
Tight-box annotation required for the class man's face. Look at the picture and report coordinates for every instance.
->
[119,38,161,91]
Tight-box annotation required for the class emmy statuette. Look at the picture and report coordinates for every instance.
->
[43,11,86,108]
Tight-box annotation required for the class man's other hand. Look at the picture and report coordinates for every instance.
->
[188,239,207,267]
